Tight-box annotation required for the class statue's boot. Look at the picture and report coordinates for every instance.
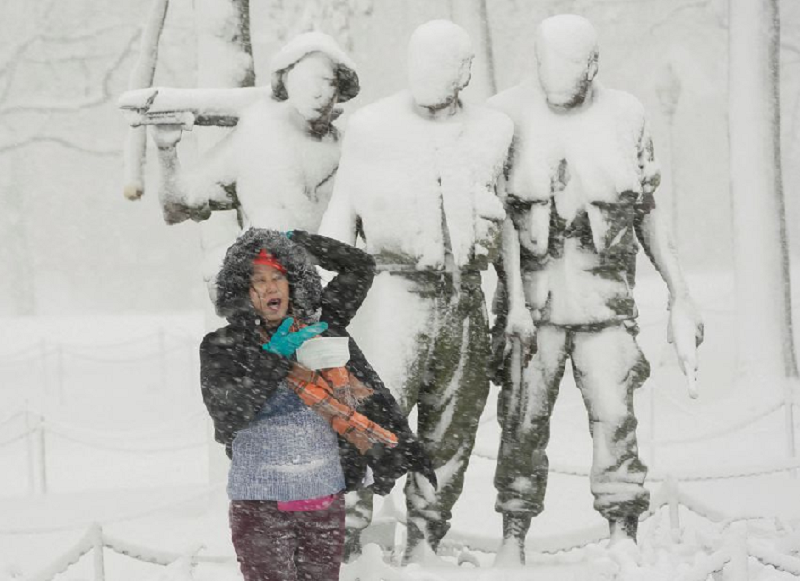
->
[494,512,532,566]
[608,516,639,545]
[343,530,363,563]
[403,519,449,565]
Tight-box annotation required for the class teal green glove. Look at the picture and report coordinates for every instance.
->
[262,317,327,357]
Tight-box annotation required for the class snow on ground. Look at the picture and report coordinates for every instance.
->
[1,269,800,580]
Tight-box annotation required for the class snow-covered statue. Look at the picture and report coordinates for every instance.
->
[319,19,531,562]
[146,31,359,231]
[489,15,704,562]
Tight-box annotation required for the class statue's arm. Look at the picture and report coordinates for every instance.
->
[150,125,237,225]
[634,123,704,348]
[318,132,361,246]
[496,174,536,350]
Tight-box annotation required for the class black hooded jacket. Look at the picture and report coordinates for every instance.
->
[200,229,435,494]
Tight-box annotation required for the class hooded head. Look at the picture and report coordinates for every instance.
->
[534,15,599,109]
[270,31,360,122]
[407,20,474,109]
[215,228,322,326]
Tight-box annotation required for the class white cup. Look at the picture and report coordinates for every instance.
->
[296,336,350,370]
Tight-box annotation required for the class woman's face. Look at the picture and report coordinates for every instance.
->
[249,264,290,326]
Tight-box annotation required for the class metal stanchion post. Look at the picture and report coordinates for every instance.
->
[40,339,48,396]
[91,523,106,581]
[785,379,797,478]
[187,339,196,397]
[666,475,680,541]
[25,403,35,496]
[38,414,47,495]
[649,382,656,473]
[56,344,65,404]
[159,328,167,392]
[725,522,748,581]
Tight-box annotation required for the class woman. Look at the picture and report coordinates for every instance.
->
[200,228,435,581]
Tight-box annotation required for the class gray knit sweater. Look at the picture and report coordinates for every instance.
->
[227,380,345,501]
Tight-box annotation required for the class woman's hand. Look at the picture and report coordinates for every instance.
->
[262,317,328,357]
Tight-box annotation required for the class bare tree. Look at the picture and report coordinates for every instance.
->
[0,4,140,315]
[0,27,137,155]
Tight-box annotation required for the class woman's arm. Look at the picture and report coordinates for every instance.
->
[200,329,291,455]
[345,340,437,493]
[290,230,376,329]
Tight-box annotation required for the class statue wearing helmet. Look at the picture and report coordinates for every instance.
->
[320,19,533,563]
[489,14,704,563]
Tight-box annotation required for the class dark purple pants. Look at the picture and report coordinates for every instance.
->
[229,494,345,581]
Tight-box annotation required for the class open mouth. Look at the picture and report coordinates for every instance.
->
[265,298,283,311]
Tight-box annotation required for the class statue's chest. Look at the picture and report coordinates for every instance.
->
[512,100,641,209]
[293,135,341,192]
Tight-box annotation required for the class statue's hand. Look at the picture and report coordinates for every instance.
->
[162,200,211,225]
[667,295,704,348]
[150,124,184,149]
[668,295,703,398]
[505,306,537,366]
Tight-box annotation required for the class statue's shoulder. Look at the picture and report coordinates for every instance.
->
[487,81,536,124]
[235,98,291,135]
[595,85,647,125]
[467,101,513,125]
[463,101,514,150]
[346,91,412,135]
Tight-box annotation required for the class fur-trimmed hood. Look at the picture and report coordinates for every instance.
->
[215,228,323,325]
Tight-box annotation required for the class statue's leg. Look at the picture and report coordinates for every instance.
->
[403,280,491,562]
[345,272,433,409]
[493,324,569,565]
[343,488,372,562]
[571,324,651,543]
[343,272,433,561]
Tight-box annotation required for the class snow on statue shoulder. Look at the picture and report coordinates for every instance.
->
[228,99,342,232]
[328,91,512,270]
[491,81,655,206]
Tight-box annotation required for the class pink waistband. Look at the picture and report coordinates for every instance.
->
[277,494,337,512]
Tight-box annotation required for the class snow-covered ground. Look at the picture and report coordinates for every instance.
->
[1,268,800,580]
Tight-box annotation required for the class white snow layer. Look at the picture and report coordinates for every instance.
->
[489,79,660,324]
[490,79,658,208]
[535,14,598,64]
[320,91,512,269]
[189,98,341,231]
[119,87,272,117]
[2,292,800,580]
[269,30,356,79]
[407,20,474,109]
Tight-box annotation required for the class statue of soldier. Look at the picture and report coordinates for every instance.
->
[140,32,359,302]
[320,20,532,563]
[489,14,704,563]
[149,31,359,232]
